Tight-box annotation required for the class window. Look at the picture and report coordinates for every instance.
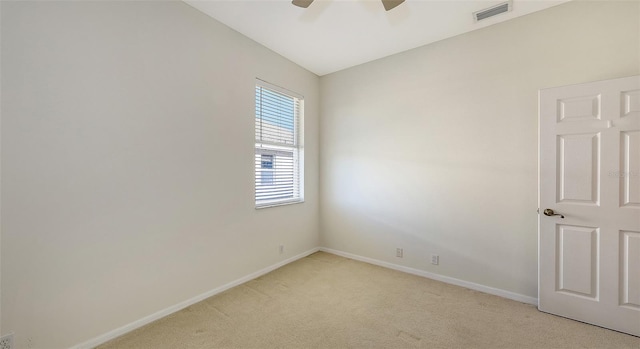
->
[255,80,303,207]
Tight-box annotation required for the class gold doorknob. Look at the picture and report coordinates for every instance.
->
[543,209,564,218]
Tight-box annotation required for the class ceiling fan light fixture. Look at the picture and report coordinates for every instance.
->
[292,0,405,11]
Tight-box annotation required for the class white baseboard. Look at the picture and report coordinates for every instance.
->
[319,247,538,306]
[72,245,536,348]
[72,247,320,349]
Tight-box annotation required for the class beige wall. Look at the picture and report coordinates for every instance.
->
[320,0,639,299]
[0,1,319,348]
[3,0,640,347]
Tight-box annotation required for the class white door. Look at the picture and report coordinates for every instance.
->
[539,75,640,336]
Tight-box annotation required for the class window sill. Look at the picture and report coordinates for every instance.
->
[255,199,304,210]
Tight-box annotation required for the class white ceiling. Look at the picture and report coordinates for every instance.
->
[185,0,568,76]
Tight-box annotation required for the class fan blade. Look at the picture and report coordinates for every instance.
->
[292,0,314,8]
[381,0,404,11]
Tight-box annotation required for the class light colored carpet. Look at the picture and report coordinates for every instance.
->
[99,252,640,349]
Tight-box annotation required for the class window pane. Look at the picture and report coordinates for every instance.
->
[255,85,298,146]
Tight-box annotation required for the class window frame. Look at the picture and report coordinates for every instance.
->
[254,79,304,209]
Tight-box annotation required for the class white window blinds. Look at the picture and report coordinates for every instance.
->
[255,81,303,207]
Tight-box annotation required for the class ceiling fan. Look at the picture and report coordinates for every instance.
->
[292,0,405,12]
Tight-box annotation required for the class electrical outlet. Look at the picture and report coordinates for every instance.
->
[396,248,403,258]
[0,333,14,349]
[279,245,285,255]
[431,255,439,265]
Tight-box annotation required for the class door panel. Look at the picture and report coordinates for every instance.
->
[557,133,600,204]
[620,230,640,309]
[621,131,640,207]
[622,90,640,117]
[539,75,640,336]
[558,94,601,122]
[556,225,599,299]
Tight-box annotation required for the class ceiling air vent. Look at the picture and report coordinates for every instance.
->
[474,2,511,22]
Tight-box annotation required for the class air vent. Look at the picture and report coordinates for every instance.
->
[474,2,511,22]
